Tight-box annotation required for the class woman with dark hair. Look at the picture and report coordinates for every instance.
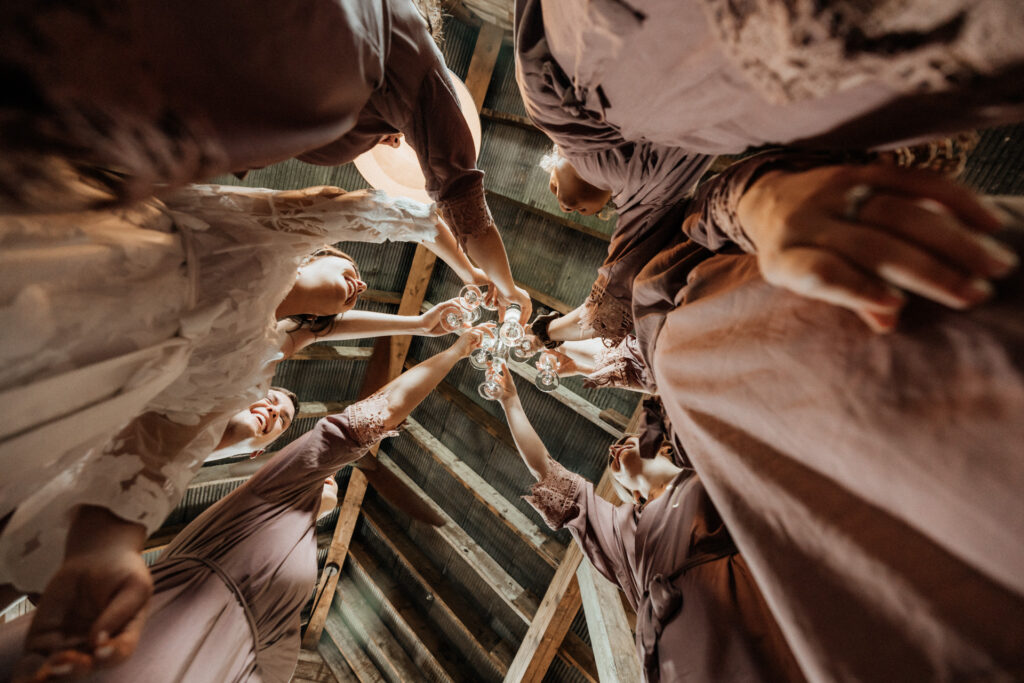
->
[494,370,803,683]
[0,332,487,682]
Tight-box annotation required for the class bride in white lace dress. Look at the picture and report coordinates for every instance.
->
[0,183,480,595]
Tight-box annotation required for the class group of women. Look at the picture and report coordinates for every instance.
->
[0,0,1022,680]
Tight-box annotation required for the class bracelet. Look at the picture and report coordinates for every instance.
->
[531,310,564,349]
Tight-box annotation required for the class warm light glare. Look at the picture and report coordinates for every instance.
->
[354,71,482,203]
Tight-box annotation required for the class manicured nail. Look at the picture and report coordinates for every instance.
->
[95,645,115,659]
[95,631,110,645]
[966,279,994,303]
[977,235,1019,274]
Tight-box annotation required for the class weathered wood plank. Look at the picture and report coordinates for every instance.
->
[360,288,403,305]
[317,631,361,683]
[480,107,537,131]
[324,605,386,683]
[485,189,612,243]
[465,23,504,112]
[404,417,564,568]
[576,559,642,682]
[502,543,583,683]
[362,498,513,680]
[302,471,369,648]
[348,541,469,682]
[334,575,423,682]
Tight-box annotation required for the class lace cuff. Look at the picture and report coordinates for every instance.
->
[583,335,651,390]
[435,181,495,247]
[345,392,403,449]
[524,459,584,530]
[581,277,633,346]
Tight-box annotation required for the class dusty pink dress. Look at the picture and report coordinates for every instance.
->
[0,397,396,683]
[526,460,803,683]
[628,195,1024,681]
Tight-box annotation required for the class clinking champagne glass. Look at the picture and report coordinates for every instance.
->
[498,303,524,346]
[440,301,482,333]
[509,337,535,362]
[469,327,497,370]
[478,358,505,401]
[534,351,560,392]
[458,284,483,311]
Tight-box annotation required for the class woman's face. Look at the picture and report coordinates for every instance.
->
[220,389,295,451]
[608,436,646,494]
[318,476,340,519]
[293,256,366,316]
[549,156,612,216]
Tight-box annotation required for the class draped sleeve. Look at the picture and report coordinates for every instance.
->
[582,334,654,392]
[573,144,712,343]
[248,393,401,503]
[162,185,439,245]
[524,458,634,592]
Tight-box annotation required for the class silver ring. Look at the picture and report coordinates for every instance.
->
[843,184,876,222]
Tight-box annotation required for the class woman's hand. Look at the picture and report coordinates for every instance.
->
[497,285,533,323]
[451,325,490,357]
[14,542,152,681]
[494,365,518,403]
[419,298,463,336]
[548,349,579,377]
[737,164,1017,332]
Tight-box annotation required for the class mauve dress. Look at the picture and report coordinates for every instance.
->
[526,460,804,683]
[629,191,1024,680]
[0,0,496,248]
[0,396,396,683]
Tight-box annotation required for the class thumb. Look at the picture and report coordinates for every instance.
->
[89,572,153,648]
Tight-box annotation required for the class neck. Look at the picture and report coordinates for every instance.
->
[643,459,683,502]
[275,287,304,319]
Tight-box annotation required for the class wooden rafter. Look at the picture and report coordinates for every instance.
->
[302,23,505,649]
[577,559,642,681]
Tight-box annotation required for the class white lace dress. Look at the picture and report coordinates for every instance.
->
[0,184,437,591]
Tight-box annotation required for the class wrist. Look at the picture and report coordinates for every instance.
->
[67,505,147,556]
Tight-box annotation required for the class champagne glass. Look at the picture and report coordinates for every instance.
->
[458,284,483,311]
[534,369,559,392]
[499,303,524,346]
[469,327,497,370]
[509,337,536,362]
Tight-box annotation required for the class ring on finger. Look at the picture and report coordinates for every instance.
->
[843,184,877,222]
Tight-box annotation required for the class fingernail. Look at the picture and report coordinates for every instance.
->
[881,285,906,308]
[965,278,994,303]
[977,235,1019,274]
[95,631,110,645]
[48,663,73,676]
[95,644,115,659]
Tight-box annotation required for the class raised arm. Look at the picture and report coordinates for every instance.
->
[279,298,462,359]
[495,371,553,481]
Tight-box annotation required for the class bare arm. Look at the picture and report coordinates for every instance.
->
[537,304,592,342]
[376,330,483,430]
[279,299,463,359]
[495,373,552,481]
[423,216,492,289]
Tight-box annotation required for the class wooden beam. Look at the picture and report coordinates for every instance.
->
[360,288,403,305]
[481,107,537,131]
[333,574,424,682]
[290,345,374,362]
[317,631,360,683]
[404,417,565,568]
[503,541,584,683]
[430,374,517,451]
[504,401,647,682]
[302,471,369,648]
[576,559,642,682]
[324,603,386,683]
[362,498,514,679]
[465,23,504,112]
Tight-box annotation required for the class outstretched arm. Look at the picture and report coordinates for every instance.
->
[422,216,494,293]
[278,298,463,359]
[495,371,552,481]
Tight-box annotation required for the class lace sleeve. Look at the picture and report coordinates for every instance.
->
[435,181,496,248]
[524,459,585,530]
[164,185,439,245]
[583,335,650,391]
[580,276,633,346]
[344,392,404,450]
